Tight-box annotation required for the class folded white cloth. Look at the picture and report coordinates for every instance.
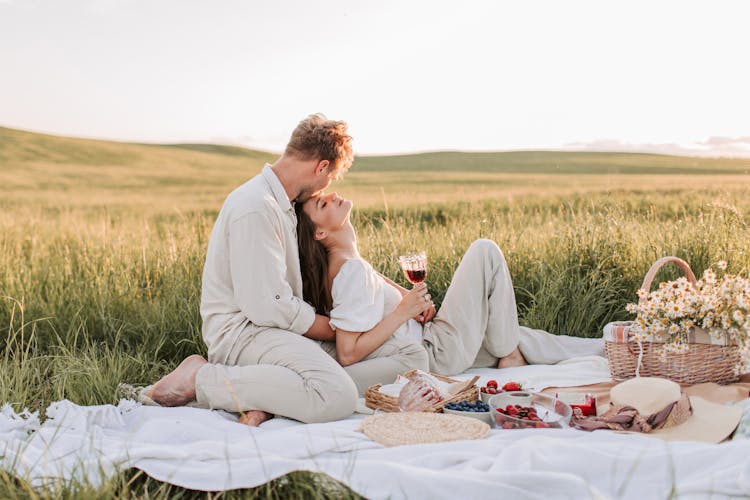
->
[3,358,749,499]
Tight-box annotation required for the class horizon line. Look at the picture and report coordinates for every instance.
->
[2,123,750,161]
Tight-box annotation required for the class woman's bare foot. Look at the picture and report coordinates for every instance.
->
[498,347,528,369]
[147,354,207,406]
[238,410,274,427]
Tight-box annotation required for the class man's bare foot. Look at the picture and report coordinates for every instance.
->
[147,354,207,406]
[498,347,528,369]
[238,410,273,427]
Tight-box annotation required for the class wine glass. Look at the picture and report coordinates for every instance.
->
[398,251,427,285]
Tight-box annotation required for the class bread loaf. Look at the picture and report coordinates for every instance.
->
[397,372,441,412]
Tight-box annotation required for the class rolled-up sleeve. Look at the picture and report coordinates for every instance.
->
[228,211,315,334]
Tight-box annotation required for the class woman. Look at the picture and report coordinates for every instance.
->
[296,192,604,393]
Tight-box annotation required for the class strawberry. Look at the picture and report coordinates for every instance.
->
[486,379,498,389]
[502,381,522,391]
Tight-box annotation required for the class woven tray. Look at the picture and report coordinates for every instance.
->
[365,370,479,413]
[606,256,741,385]
[361,412,490,446]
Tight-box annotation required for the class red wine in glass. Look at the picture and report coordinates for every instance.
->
[405,269,426,283]
[399,251,427,285]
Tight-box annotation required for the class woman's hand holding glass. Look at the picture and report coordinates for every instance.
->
[396,282,433,321]
[398,250,435,323]
[415,302,436,324]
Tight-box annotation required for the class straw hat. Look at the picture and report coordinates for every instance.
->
[361,412,490,447]
[609,377,741,443]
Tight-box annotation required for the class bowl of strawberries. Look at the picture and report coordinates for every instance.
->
[479,379,524,403]
[489,392,572,430]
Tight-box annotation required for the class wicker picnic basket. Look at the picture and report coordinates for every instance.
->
[365,370,479,413]
[605,256,741,385]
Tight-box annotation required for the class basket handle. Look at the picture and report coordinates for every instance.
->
[640,256,698,296]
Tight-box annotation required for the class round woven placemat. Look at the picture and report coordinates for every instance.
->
[361,412,490,447]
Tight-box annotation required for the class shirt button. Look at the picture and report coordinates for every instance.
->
[275,295,280,300]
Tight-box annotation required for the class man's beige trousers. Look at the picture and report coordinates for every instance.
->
[194,327,358,423]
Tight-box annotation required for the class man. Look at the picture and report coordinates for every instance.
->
[147,114,359,425]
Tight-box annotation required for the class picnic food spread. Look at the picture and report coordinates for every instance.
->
[363,342,746,448]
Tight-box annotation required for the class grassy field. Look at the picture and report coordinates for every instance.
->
[2,127,750,498]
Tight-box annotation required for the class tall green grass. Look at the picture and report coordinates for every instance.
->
[0,468,361,500]
[3,189,749,414]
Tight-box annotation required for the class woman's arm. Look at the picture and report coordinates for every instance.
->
[336,283,428,366]
[381,274,408,297]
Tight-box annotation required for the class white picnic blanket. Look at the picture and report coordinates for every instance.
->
[2,356,750,499]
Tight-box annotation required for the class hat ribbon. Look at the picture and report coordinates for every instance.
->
[571,392,692,433]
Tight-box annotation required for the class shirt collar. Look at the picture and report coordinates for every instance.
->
[262,164,293,213]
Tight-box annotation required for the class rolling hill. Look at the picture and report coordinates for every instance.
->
[2,126,749,212]
[4,126,750,175]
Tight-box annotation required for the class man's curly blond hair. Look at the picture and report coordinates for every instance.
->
[285,113,353,179]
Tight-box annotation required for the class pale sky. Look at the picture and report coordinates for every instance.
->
[1,0,749,156]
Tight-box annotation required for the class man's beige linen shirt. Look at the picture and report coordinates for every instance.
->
[200,165,316,362]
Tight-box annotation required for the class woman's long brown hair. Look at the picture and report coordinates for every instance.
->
[295,202,333,315]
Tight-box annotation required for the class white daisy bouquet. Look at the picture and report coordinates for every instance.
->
[626,261,750,368]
